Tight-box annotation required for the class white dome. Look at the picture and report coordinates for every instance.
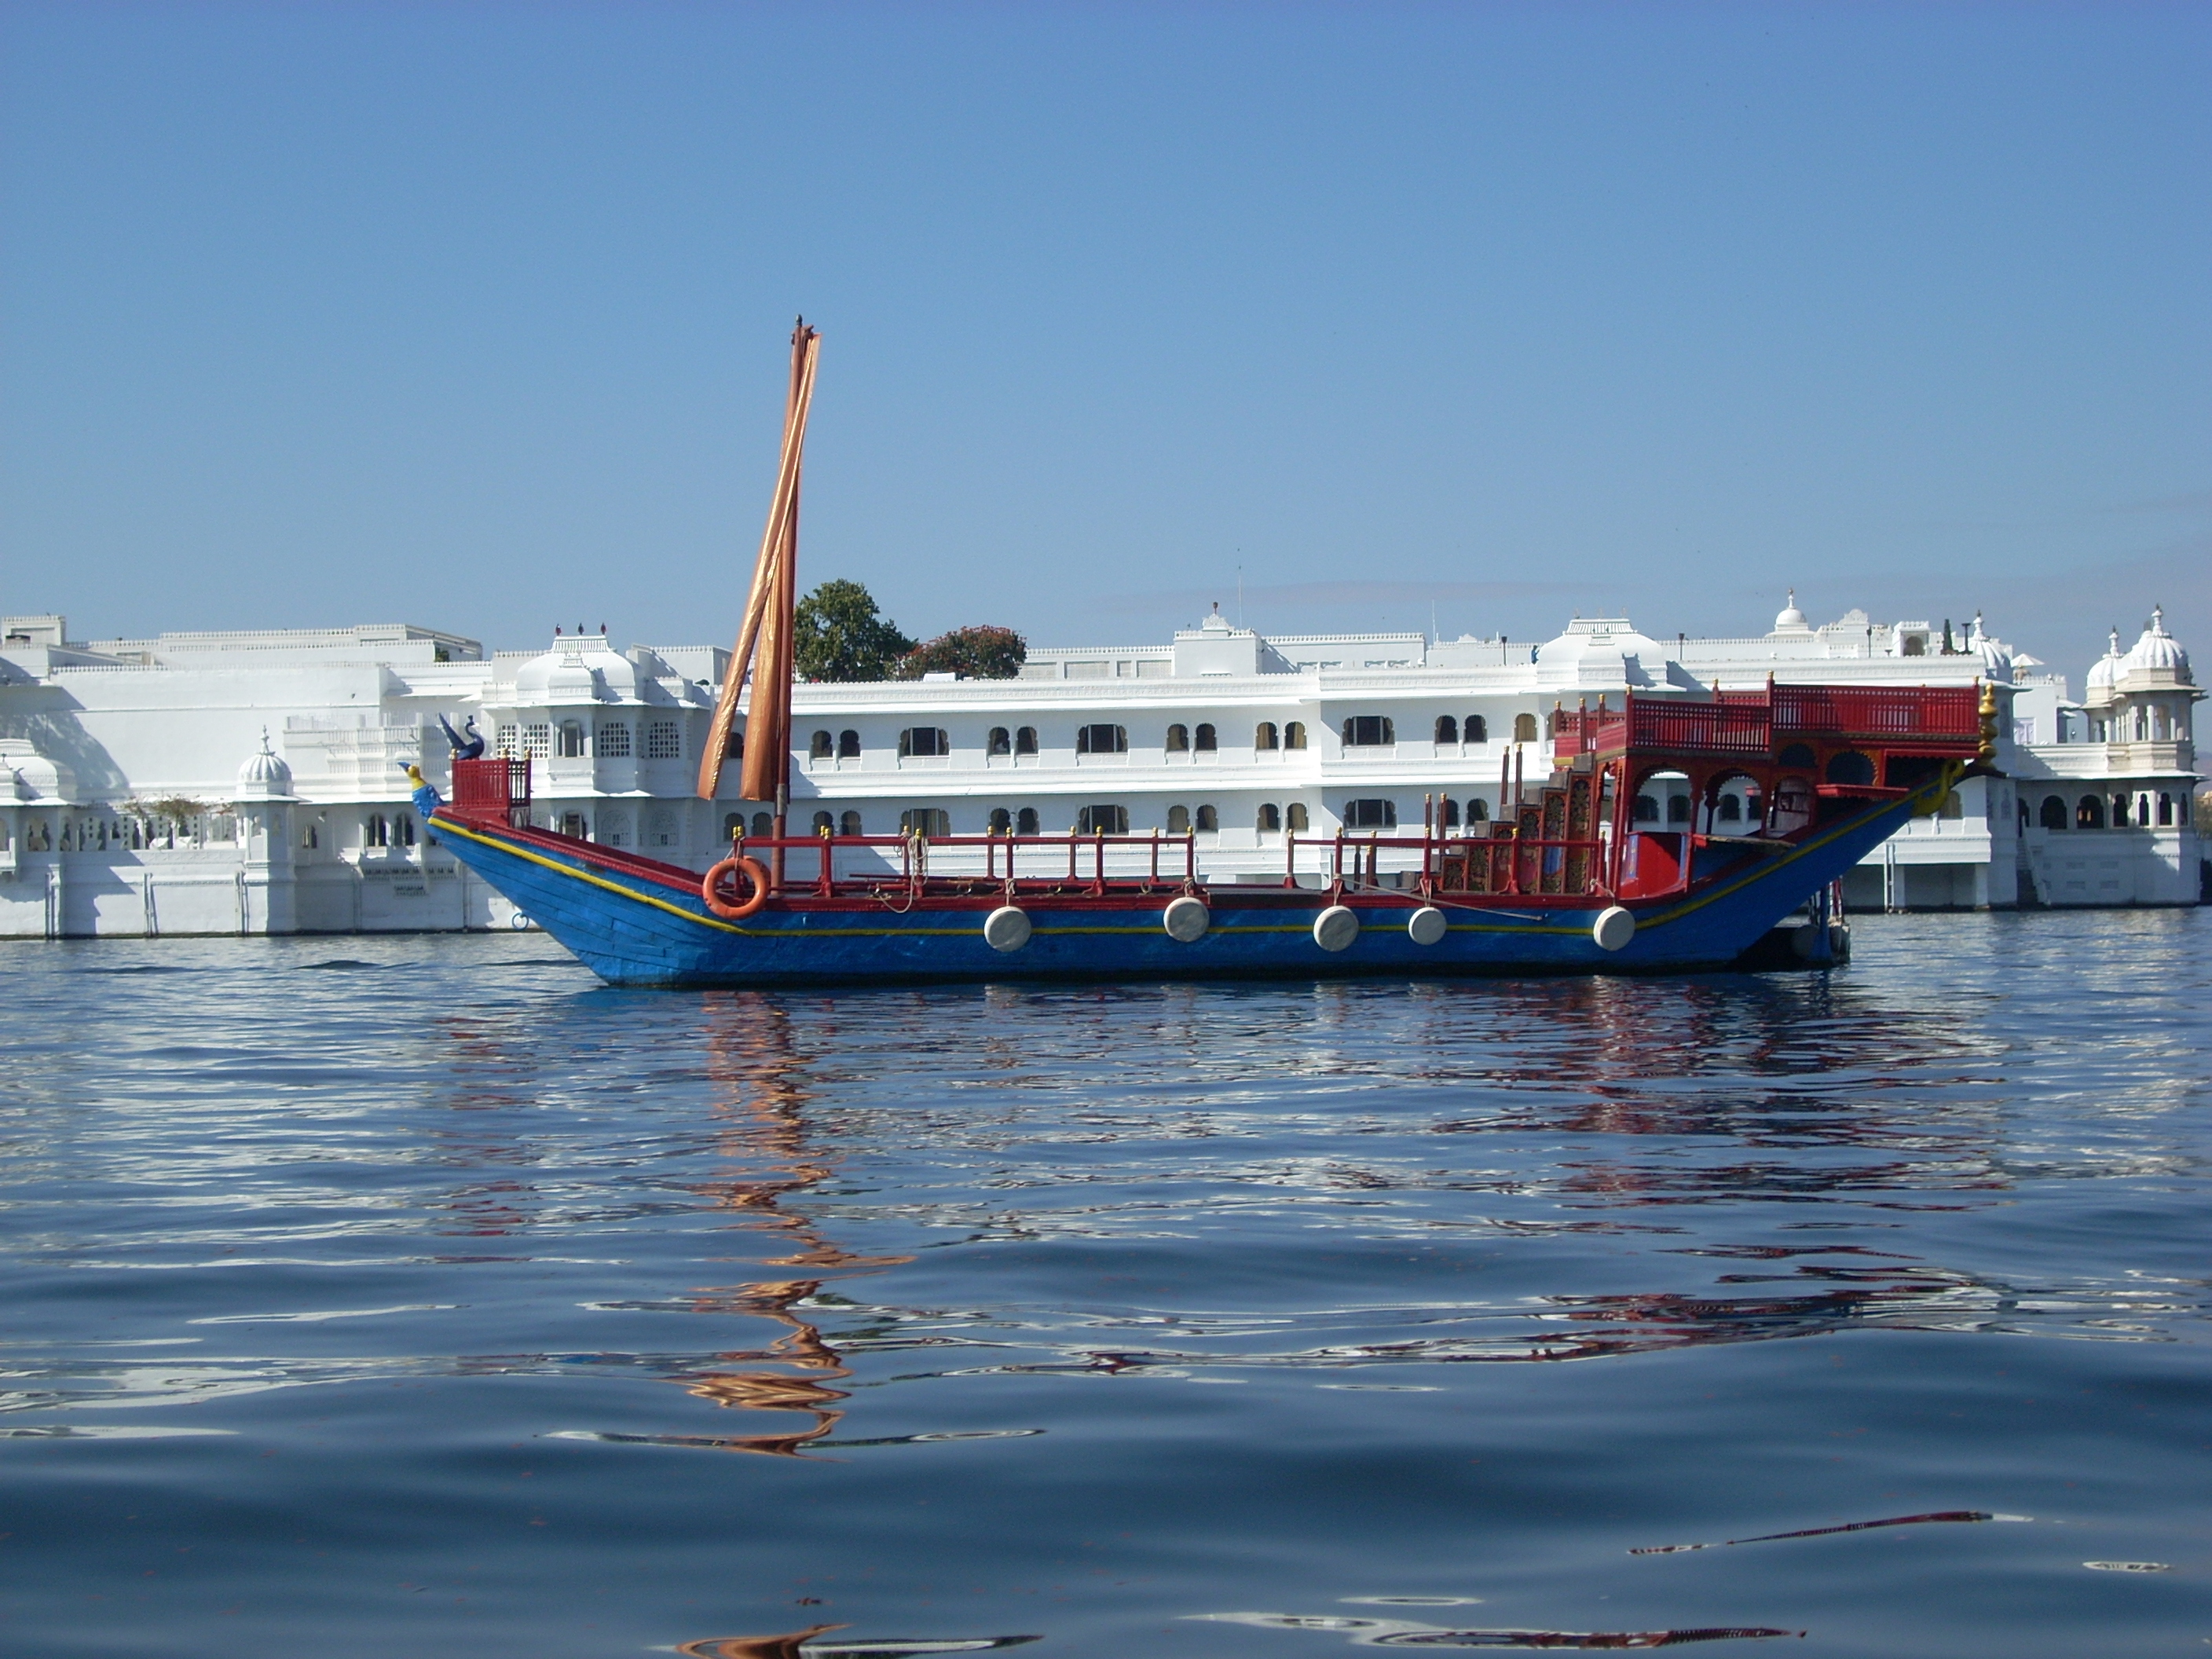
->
[233,731,295,800]
[2119,606,2191,681]
[1536,617,1664,688]
[1968,612,2012,679]
[2086,628,2123,693]
[1771,589,1810,633]
[512,632,639,705]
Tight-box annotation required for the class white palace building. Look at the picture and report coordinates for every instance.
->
[0,598,2199,937]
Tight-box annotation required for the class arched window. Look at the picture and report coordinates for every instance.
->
[1076,724,1128,755]
[838,730,861,758]
[987,727,1011,756]
[2076,794,2104,829]
[899,727,950,758]
[1826,751,1875,786]
[1667,796,1692,823]
[646,721,681,760]
[365,814,388,848]
[556,720,586,757]
[723,727,744,760]
[1254,721,1278,750]
[1467,799,1489,823]
[1435,715,1459,745]
[810,731,833,759]
[899,808,950,837]
[1342,716,1393,747]
[1015,807,1039,835]
[1440,797,1460,828]
[1287,802,1309,833]
[1512,713,1537,744]
[1195,723,1217,752]
[840,810,865,837]
[811,810,834,833]
[1165,723,1189,753]
[1778,742,1816,769]
[1344,798,1396,829]
[1634,794,1660,823]
[397,813,416,847]
[1465,715,1488,743]
[2112,793,2130,826]
[648,808,680,846]
[722,812,744,840]
[302,823,319,850]
[1284,722,1307,750]
[1015,727,1038,756]
[1717,797,1742,822]
[557,811,585,840]
[987,808,1012,833]
[599,808,631,848]
[2158,792,2175,826]
[750,811,773,838]
[1257,803,1281,833]
[597,721,632,757]
[1194,804,1218,833]
[1077,804,1129,835]
[1167,804,1191,834]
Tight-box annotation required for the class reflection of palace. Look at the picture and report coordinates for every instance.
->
[4,597,2196,934]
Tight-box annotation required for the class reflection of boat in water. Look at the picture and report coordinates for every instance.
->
[1192,1611,1796,1648]
[423,324,1997,988]
[658,998,910,1457]
[679,1632,1038,1658]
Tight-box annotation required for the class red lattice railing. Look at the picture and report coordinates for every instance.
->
[1555,685,1982,762]
[451,756,529,823]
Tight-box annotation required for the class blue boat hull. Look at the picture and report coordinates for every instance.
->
[427,784,1932,988]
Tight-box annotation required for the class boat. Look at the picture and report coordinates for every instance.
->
[419,323,1995,987]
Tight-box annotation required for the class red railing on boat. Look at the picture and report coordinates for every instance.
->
[1554,684,1983,763]
[451,756,530,826]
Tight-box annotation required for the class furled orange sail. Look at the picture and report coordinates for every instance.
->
[698,320,822,805]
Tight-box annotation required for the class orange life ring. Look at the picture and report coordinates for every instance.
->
[701,855,771,921]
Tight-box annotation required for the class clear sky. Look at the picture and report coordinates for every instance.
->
[3,2,2206,681]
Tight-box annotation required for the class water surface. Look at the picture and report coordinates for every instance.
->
[2,911,2207,1656]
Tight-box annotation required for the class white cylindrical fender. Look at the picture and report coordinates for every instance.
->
[1163,895,1210,942]
[1407,906,1448,946]
[983,904,1033,952]
[1313,904,1360,952]
[1591,905,1635,952]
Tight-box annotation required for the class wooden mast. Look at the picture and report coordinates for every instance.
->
[698,320,821,808]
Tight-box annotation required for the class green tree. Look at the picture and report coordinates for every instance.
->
[793,580,915,682]
[896,624,1027,681]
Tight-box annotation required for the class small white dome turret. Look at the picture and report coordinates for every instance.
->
[1771,589,1811,634]
[2085,628,2123,696]
[233,729,295,800]
[1968,611,2012,679]
[2120,606,2191,683]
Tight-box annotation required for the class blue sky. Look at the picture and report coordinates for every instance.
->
[3,2,2206,679]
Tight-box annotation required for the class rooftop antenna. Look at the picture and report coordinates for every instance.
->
[1236,561,1244,629]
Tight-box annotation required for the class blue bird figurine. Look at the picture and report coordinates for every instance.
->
[438,713,486,760]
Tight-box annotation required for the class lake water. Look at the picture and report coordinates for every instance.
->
[2,910,2207,1657]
